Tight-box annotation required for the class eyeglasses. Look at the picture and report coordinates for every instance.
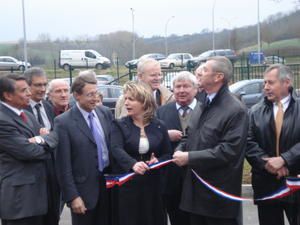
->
[84,91,99,98]
[32,83,48,88]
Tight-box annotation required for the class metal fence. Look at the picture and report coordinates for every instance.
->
[128,63,300,89]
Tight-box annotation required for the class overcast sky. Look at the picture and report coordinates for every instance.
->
[0,0,297,42]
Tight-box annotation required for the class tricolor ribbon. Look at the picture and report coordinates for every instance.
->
[191,169,300,202]
[105,159,172,188]
[105,160,300,202]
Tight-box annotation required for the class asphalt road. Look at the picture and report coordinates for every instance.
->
[59,185,262,225]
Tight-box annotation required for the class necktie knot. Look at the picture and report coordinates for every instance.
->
[206,97,211,106]
[180,105,190,117]
[34,103,41,109]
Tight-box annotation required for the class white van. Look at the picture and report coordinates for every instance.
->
[59,49,111,70]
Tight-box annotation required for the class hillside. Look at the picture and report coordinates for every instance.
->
[0,9,300,66]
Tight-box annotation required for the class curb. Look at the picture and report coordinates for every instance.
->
[242,184,253,198]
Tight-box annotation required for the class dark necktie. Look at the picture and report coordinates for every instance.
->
[88,113,105,172]
[205,97,211,107]
[180,106,190,118]
[155,90,162,106]
[20,111,28,123]
[34,103,45,127]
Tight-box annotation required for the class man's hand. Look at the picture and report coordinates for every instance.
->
[39,127,49,135]
[132,161,149,175]
[276,166,289,179]
[263,156,285,174]
[173,151,188,166]
[168,130,183,142]
[71,197,87,214]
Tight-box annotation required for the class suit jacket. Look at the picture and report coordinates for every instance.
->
[54,105,113,210]
[0,103,57,220]
[25,99,55,130]
[156,102,186,196]
[177,85,249,218]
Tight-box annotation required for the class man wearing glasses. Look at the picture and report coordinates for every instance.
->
[24,67,59,225]
[54,70,112,225]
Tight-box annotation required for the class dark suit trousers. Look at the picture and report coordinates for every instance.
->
[189,213,238,225]
[257,201,299,225]
[163,194,190,225]
[2,216,44,225]
[71,176,109,225]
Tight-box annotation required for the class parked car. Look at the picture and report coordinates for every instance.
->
[264,56,285,65]
[187,49,238,69]
[59,49,111,71]
[96,74,117,85]
[229,79,264,108]
[159,53,193,69]
[97,84,123,114]
[0,56,31,71]
[125,53,166,69]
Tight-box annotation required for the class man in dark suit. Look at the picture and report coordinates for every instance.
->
[173,56,249,225]
[0,74,57,225]
[157,71,198,225]
[24,67,60,225]
[54,70,112,225]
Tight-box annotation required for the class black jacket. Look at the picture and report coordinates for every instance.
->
[177,85,249,218]
[246,91,300,199]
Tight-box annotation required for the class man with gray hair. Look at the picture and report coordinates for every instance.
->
[173,56,249,225]
[246,64,300,225]
[157,71,198,225]
[47,79,70,116]
[115,58,173,118]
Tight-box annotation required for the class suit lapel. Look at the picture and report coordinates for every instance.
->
[1,104,35,136]
[188,101,205,131]
[171,103,182,131]
[72,106,96,144]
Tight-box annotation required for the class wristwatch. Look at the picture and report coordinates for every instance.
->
[35,136,44,145]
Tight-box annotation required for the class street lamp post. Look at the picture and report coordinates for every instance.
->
[212,0,217,51]
[22,0,28,70]
[165,16,175,56]
[257,0,262,63]
[130,8,135,60]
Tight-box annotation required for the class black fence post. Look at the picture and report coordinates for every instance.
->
[54,59,57,79]
[69,65,73,86]
[116,57,120,84]
[129,68,133,81]
[85,58,89,69]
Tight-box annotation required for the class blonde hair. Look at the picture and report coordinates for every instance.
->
[123,81,157,124]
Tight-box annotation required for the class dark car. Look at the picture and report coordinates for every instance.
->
[97,84,123,114]
[96,74,118,85]
[229,79,264,108]
[125,53,166,69]
[187,49,238,69]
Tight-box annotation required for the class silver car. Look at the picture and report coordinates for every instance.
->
[0,56,31,71]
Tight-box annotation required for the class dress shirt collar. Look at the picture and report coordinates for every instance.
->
[207,92,217,103]
[176,98,197,110]
[1,102,23,116]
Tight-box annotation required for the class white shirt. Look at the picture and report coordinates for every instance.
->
[176,98,197,116]
[29,99,51,130]
[273,95,291,118]
[207,93,217,103]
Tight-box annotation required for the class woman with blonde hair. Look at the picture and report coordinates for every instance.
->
[110,81,171,225]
